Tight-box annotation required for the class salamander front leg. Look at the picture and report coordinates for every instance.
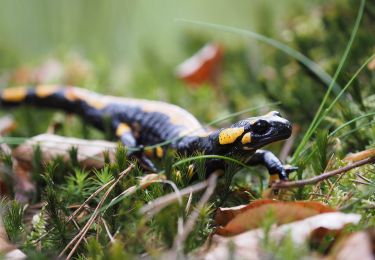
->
[129,145,158,172]
[246,149,297,182]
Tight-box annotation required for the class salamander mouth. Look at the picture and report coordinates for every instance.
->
[242,131,291,150]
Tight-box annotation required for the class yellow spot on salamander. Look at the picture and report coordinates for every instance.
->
[116,123,131,137]
[65,88,79,101]
[241,132,252,144]
[64,88,106,109]
[219,127,244,145]
[1,87,27,102]
[35,85,59,98]
[155,147,164,158]
[86,99,106,109]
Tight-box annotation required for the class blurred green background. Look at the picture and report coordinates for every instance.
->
[0,0,308,66]
[0,0,373,154]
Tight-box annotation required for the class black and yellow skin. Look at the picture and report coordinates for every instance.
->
[0,85,296,181]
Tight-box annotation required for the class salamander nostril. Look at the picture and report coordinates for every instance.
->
[274,111,282,117]
[268,111,282,118]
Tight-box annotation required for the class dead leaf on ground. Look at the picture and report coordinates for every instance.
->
[12,134,117,169]
[327,229,374,260]
[215,200,335,236]
[197,212,361,260]
[11,134,117,202]
[176,43,223,87]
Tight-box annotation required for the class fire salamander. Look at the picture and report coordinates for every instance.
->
[0,86,297,182]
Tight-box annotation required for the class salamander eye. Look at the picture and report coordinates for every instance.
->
[253,120,270,135]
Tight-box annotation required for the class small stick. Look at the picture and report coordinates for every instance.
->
[355,173,372,184]
[350,179,372,186]
[33,177,115,245]
[71,219,88,244]
[185,192,193,214]
[140,174,216,216]
[325,171,346,201]
[67,179,115,222]
[101,218,115,243]
[272,157,375,189]
[173,173,218,253]
[60,164,134,259]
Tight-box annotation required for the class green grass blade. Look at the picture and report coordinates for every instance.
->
[298,111,375,161]
[329,112,375,137]
[171,154,254,172]
[177,18,342,95]
[336,121,375,140]
[306,53,375,139]
[292,0,366,162]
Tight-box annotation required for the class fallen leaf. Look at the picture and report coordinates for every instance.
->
[328,229,374,260]
[198,212,361,260]
[176,43,222,86]
[12,134,117,170]
[11,134,117,202]
[215,200,335,236]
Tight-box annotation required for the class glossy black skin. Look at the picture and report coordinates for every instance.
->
[176,112,294,179]
[0,87,295,180]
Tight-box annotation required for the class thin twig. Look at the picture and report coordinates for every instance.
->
[173,173,218,253]
[140,175,215,216]
[103,177,178,214]
[185,192,193,214]
[355,173,372,184]
[33,177,115,245]
[325,171,346,201]
[72,219,88,244]
[272,157,375,189]
[67,179,115,222]
[350,179,374,186]
[60,164,134,259]
[101,218,115,243]
[308,192,326,197]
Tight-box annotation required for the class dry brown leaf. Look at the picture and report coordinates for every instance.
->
[198,212,361,260]
[12,134,117,169]
[215,200,335,236]
[327,229,374,260]
[176,43,222,86]
[11,134,117,202]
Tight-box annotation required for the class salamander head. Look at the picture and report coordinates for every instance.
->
[217,111,292,151]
